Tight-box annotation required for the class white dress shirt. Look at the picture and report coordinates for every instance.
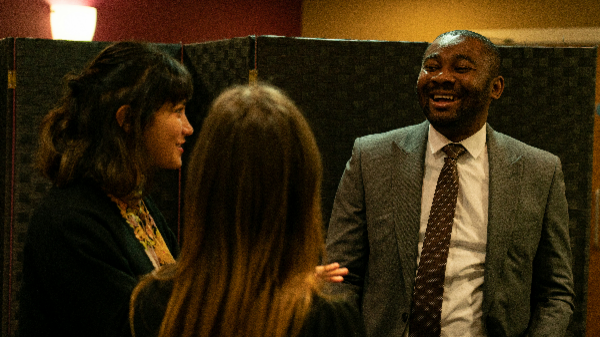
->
[412,124,489,337]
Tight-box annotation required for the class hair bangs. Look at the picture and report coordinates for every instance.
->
[160,56,193,105]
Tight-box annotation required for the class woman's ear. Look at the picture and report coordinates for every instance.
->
[116,105,131,132]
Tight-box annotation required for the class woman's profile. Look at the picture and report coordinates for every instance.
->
[19,41,193,337]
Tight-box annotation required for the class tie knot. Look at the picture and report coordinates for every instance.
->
[442,143,466,160]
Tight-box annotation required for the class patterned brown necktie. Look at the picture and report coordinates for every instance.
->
[409,143,466,337]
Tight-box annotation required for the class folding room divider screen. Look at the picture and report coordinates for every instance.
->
[1,36,596,336]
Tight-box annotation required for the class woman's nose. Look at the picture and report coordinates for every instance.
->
[182,114,193,136]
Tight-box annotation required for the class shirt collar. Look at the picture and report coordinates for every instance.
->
[428,123,487,159]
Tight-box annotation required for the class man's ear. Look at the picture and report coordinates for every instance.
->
[490,76,504,100]
[116,105,131,132]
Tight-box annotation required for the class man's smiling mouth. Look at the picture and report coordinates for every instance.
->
[432,94,456,102]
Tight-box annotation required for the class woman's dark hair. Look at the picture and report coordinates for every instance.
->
[37,41,193,197]
[131,84,325,337]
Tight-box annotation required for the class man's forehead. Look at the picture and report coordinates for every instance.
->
[423,52,478,65]
[423,35,484,62]
[434,34,466,47]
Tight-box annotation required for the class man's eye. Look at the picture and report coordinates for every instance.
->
[455,67,472,73]
[424,65,439,72]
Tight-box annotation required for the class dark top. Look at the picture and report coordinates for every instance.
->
[132,278,366,337]
[17,180,179,337]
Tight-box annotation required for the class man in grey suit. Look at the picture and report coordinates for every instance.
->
[325,30,575,336]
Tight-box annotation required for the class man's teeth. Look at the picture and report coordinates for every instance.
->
[433,95,455,101]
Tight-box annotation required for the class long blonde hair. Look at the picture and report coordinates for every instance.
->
[131,84,325,336]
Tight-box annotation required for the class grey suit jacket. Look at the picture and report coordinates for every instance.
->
[326,121,575,337]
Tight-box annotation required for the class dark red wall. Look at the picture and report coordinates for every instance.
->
[0,0,302,43]
[0,0,52,39]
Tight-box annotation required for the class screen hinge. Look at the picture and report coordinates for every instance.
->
[8,70,16,89]
[249,69,258,85]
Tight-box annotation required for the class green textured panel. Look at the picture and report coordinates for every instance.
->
[0,35,14,337]
[256,36,429,231]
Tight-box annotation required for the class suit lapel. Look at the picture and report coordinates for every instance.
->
[391,121,429,302]
[388,123,524,313]
[482,125,523,314]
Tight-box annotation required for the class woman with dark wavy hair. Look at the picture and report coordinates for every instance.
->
[18,41,193,337]
[130,84,365,337]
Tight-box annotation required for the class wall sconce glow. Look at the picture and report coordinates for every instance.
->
[50,5,97,41]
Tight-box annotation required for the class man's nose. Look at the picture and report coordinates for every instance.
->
[431,68,455,84]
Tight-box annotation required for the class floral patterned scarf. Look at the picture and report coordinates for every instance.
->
[109,195,175,269]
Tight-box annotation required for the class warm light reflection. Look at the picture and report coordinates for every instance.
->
[50,5,97,41]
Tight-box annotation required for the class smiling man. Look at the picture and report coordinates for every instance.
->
[325,30,574,337]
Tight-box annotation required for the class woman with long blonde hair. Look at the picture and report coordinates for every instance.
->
[130,84,364,337]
